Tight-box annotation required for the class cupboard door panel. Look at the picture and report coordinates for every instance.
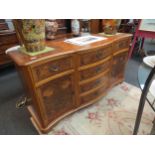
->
[111,51,128,83]
[38,74,75,122]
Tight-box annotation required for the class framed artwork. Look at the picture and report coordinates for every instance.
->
[139,19,155,32]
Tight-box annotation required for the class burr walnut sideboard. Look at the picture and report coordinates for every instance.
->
[8,33,132,134]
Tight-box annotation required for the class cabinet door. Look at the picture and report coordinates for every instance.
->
[111,51,128,83]
[38,74,75,123]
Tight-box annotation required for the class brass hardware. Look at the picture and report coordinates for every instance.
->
[96,52,102,59]
[94,91,98,96]
[96,67,101,73]
[16,96,31,108]
[49,66,59,72]
[95,79,100,85]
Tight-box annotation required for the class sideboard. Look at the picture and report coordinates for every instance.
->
[8,33,132,134]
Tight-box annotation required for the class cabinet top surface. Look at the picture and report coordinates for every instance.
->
[7,33,132,66]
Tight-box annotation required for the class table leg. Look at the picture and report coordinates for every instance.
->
[128,36,137,59]
[133,98,146,135]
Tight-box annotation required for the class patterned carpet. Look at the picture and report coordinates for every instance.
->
[48,82,154,135]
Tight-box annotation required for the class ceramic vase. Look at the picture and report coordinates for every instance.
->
[71,19,80,36]
[45,20,58,40]
[102,19,121,35]
[13,19,45,52]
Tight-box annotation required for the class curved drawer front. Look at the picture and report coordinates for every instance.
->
[80,45,112,66]
[80,84,108,105]
[32,56,73,82]
[79,59,110,81]
[113,39,130,51]
[80,70,110,93]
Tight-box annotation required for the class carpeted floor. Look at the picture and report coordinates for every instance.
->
[47,82,154,135]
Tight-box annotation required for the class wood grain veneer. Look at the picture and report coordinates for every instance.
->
[8,33,132,133]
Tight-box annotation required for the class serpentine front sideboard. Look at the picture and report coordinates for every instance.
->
[8,33,132,133]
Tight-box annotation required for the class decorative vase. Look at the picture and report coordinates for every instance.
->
[71,19,80,36]
[13,19,45,52]
[45,20,58,40]
[102,19,121,35]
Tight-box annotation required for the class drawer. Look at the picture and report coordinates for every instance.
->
[0,33,18,46]
[80,70,110,93]
[79,58,111,81]
[32,56,73,82]
[113,39,130,51]
[80,83,108,105]
[80,45,112,66]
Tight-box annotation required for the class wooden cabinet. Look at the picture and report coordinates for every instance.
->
[8,33,132,133]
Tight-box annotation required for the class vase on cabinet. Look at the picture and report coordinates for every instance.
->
[13,19,45,52]
[71,19,80,37]
[45,20,58,40]
[102,19,121,35]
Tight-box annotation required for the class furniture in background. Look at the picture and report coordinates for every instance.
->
[8,33,131,133]
[133,63,155,134]
[118,19,138,34]
[0,19,9,30]
[128,20,155,58]
[0,20,19,66]
[45,19,103,39]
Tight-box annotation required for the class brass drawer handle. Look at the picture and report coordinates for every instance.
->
[95,79,100,86]
[94,91,99,96]
[49,66,60,72]
[95,66,102,73]
[16,96,31,108]
[96,52,102,59]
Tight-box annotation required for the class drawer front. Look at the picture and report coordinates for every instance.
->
[80,45,112,66]
[80,71,110,93]
[80,84,108,105]
[113,39,130,51]
[0,33,18,46]
[38,74,75,122]
[32,57,73,82]
[79,59,110,81]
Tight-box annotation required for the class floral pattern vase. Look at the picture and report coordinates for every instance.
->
[45,20,58,40]
[102,19,121,35]
[14,19,45,52]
